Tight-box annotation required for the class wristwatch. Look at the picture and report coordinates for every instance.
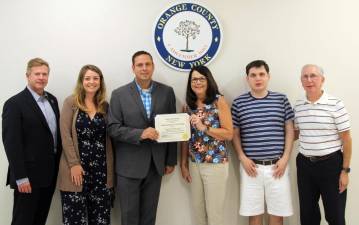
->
[342,167,351,173]
[202,126,209,133]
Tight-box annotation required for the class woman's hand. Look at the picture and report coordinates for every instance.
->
[70,165,85,186]
[181,163,192,183]
[190,114,206,131]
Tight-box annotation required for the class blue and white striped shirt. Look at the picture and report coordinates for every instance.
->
[231,91,294,160]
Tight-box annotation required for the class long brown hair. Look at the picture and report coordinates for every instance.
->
[73,64,107,114]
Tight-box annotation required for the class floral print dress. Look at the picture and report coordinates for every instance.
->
[187,95,228,164]
[60,110,111,225]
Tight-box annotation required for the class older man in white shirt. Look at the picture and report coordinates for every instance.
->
[294,64,352,225]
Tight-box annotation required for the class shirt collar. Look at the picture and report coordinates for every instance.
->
[302,90,329,105]
[27,86,48,102]
[135,80,153,94]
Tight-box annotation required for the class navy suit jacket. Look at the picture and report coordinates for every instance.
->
[2,88,62,189]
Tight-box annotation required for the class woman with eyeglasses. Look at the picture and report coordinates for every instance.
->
[181,65,233,225]
[57,65,114,225]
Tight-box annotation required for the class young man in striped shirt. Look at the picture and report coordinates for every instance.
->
[294,64,352,225]
[232,60,295,225]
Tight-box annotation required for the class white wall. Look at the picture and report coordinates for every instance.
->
[0,0,358,224]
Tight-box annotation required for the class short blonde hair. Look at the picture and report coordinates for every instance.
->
[26,58,49,75]
[73,64,107,114]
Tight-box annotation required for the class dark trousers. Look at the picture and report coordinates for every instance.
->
[117,160,162,225]
[296,152,347,225]
[11,185,55,225]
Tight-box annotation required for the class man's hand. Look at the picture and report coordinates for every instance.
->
[273,157,288,179]
[71,165,85,186]
[339,172,349,193]
[18,181,32,193]
[164,166,175,175]
[241,156,257,177]
[141,127,159,140]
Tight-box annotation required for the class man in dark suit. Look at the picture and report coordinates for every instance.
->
[2,58,61,225]
[108,51,177,225]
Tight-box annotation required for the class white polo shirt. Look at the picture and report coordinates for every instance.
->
[294,92,350,156]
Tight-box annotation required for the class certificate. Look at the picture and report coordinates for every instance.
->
[155,113,191,143]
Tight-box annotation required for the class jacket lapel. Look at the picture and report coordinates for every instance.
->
[45,92,59,121]
[129,81,148,121]
[22,88,51,132]
[150,81,159,119]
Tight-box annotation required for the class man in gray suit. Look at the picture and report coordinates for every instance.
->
[108,50,177,225]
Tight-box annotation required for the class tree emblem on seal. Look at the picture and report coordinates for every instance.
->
[174,20,200,52]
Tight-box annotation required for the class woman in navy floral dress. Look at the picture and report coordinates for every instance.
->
[181,65,233,225]
[57,65,114,225]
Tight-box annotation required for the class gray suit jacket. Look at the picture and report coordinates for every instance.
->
[108,80,177,179]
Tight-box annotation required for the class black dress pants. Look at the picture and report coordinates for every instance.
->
[296,152,346,225]
[11,185,55,225]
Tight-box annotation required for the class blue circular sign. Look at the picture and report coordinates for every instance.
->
[154,3,222,71]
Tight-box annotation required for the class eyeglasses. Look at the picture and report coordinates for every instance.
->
[191,77,207,83]
[301,74,320,80]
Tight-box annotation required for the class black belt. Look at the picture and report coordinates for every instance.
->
[301,150,341,163]
[252,158,279,165]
